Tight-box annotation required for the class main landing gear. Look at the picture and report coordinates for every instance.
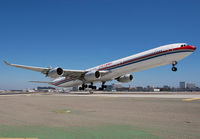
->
[79,82,107,91]
[172,61,177,72]
[79,83,97,91]
[99,82,107,91]
[79,84,87,90]
[88,83,97,90]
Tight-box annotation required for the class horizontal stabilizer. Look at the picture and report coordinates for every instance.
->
[29,81,53,84]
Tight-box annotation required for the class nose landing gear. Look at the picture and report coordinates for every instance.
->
[172,61,178,72]
[172,67,177,72]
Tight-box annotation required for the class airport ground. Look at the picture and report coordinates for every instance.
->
[0,91,200,139]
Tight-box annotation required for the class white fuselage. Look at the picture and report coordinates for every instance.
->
[52,43,196,87]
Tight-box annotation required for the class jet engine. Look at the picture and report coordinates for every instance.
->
[116,74,133,83]
[47,67,64,78]
[84,70,101,81]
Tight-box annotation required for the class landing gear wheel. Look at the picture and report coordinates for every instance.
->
[172,67,177,72]
[172,61,178,66]
[88,83,97,90]
[79,84,87,91]
[99,82,107,91]
[88,85,93,88]
[102,85,107,88]
[83,84,87,88]
[171,61,178,72]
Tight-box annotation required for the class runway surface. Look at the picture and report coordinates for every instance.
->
[0,91,199,139]
[1,91,200,99]
[57,93,200,99]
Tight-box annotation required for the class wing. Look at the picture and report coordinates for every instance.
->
[4,60,49,74]
[4,60,86,79]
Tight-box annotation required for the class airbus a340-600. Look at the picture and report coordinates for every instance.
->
[4,43,196,90]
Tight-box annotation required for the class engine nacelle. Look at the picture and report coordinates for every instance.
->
[116,74,133,83]
[84,70,101,81]
[47,67,63,78]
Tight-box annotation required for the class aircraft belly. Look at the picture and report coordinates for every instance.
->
[165,51,193,63]
[112,54,167,76]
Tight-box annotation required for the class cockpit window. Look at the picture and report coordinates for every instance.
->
[181,44,187,47]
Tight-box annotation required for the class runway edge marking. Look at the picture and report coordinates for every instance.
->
[183,98,200,101]
[0,138,38,139]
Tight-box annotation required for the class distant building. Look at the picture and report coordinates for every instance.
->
[186,83,196,89]
[161,85,171,91]
[136,87,144,91]
[153,88,160,92]
[146,86,154,91]
[113,83,122,89]
[129,87,137,91]
[72,86,78,91]
[37,86,56,92]
[179,82,186,89]
[116,87,130,91]
[26,89,35,92]
[0,90,5,93]
[10,90,23,92]
[105,85,115,91]
[163,85,170,89]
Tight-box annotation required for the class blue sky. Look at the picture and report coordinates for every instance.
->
[0,0,199,90]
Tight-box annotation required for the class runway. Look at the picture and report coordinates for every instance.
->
[58,93,200,99]
[0,91,199,139]
[1,91,200,99]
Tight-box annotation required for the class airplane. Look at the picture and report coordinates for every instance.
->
[4,43,196,90]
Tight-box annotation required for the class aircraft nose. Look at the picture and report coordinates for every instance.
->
[187,45,196,51]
